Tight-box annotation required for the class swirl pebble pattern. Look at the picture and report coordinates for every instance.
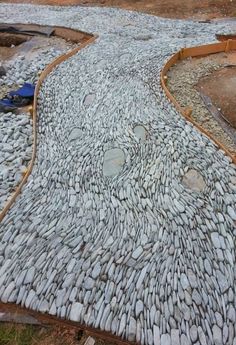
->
[0,4,236,345]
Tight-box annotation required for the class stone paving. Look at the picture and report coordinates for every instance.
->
[0,4,236,345]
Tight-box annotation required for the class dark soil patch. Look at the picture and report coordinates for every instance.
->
[3,0,236,19]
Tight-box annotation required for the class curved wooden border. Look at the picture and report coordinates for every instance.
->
[0,33,97,222]
[160,39,236,164]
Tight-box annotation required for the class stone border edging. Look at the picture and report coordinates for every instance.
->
[160,39,236,164]
[0,32,97,222]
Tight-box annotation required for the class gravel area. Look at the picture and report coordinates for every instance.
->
[0,4,236,345]
[167,53,236,154]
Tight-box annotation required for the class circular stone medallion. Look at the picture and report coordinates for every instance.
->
[103,148,125,177]
[134,125,147,142]
[182,169,206,192]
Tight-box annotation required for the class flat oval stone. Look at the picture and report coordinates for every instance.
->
[182,169,206,192]
[134,34,152,41]
[69,128,83,141]
[83,93,95,106]
[103,148,125,177]
[133,125,147,142]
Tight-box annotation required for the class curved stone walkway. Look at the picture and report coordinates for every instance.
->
[0,4,236,345]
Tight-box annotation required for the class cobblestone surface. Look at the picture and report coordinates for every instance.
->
[0,4,236,345]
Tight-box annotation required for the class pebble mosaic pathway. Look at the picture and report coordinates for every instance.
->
[0,4,236,345]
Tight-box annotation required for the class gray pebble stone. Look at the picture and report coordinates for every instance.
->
[136,300,143,317]
[91,262,101,279]
[84,277,95,290]
[161,334,171,345]
[180,273,190,290]
[69,128,83,141]
[153,325,160,345]
[70,302,83,322]
[190,325,198,342]
[103,148,125,177]
[24,267,35,284]
[227,206,236,220]
[180,334,190,345]
[212,325,222,345]
[171,329,180,345]
[132,246,143,259]
[133,125,147,142]
[198,326,207,345]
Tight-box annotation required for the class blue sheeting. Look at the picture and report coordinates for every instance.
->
[9,83,35,98]
[0,98,15,107]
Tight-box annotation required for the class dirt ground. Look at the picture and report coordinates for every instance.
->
[2,0,236,19]
[198,66,236,129]
[167,51,236,155]
[0,322,117,345]
[0,323,81,345]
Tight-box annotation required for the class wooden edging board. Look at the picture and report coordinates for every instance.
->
[160,39,236,164]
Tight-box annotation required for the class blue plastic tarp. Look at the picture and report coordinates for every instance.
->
[9,83,35,98]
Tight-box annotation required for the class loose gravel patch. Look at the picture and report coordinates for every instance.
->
[0,4,236,345]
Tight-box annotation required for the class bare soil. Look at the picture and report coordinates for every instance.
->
[2,0,236,20]
[167,51,236,155]
[198,67,236,129]
[0,322,118,345]
[0,323,80,345]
